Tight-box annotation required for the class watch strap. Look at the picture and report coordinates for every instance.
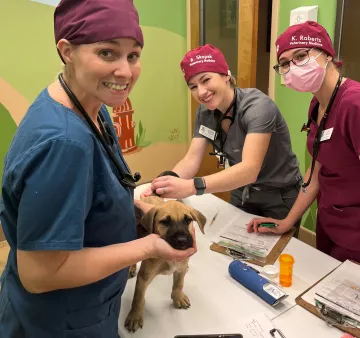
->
[193,177,206,196]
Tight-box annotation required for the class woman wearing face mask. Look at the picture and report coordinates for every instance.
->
[0,1,196,337]
[248,21,360,263]
[142,44,302,232]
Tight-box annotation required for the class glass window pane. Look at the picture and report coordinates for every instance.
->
[203,0,238,79]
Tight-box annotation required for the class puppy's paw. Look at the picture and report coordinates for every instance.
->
[171,291,191,309]
[128,264,137,278]
[125,310,144,332]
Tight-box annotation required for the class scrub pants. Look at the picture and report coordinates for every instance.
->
[230,183,302,237]
[316,218,360,263]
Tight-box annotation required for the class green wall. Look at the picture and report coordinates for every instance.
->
[0,0,187,103]
[274,0,338,230]
[0,0,188,184]
[0,104,17,182]
[134,0,186,38]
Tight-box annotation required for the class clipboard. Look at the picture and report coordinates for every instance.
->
[210,227,296,267]
[295,260,360,337]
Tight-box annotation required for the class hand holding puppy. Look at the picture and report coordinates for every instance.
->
[147,233,197,262]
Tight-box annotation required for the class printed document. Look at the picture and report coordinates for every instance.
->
[212,215,281,258]
[303,260,360,323]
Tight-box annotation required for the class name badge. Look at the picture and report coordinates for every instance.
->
[320,127,333,142]
[199,125,216,141]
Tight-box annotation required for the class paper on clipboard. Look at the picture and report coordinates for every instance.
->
[303,260,360,323]
[212,215,281,258]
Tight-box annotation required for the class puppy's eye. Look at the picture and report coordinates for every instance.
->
[159,216,172,226]
[184,214,193,225]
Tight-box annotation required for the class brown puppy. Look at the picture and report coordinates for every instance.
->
[125,196,206,332]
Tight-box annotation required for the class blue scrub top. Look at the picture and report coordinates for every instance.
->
[0,88,136,338]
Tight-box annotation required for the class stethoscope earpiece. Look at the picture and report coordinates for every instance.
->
[134,172,141,182]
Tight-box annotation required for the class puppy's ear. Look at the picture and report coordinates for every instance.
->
[134,204,148,238]
[189,208,207,234]
[140,206,158,234]
[134,204,144,225]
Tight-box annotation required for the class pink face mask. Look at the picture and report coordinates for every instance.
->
[284,53,328,93]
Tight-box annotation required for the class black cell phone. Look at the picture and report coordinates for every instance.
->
[174,334,243,338]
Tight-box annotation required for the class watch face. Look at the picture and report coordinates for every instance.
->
[194,178,206,196]
[194,177,205,189]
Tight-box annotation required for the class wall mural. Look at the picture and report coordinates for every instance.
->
[113,99,151,154]
[0,0,189,184]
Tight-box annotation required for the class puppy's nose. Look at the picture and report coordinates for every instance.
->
[168,232,193,250]
[175,235,188,244]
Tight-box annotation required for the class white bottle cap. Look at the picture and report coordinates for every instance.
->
[262,265,279,278]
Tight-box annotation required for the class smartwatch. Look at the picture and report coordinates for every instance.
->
[193,177,206,196]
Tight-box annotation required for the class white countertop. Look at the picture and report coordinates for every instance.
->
[118,192,342,338]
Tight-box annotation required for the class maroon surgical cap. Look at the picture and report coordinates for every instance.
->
[54,0,144,60]
[181,44,230,83]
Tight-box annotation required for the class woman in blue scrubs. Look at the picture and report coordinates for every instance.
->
[0,1,195,337]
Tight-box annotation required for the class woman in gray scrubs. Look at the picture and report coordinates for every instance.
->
[144,44,302,231]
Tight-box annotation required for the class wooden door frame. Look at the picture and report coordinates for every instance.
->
[268,0,280,101]
[186,0,200,142]
[237,0,259,88]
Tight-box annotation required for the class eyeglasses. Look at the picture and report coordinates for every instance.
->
[273,48,314,75]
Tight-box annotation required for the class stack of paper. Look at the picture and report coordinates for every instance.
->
[303,260,360,329]
[212,215,281,259]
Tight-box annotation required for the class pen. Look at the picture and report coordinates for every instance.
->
[259,222,277,228]
[245,222,277,228]
[210,211,219,226]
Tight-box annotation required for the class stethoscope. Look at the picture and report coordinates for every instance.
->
[300,74,343,192]
[209,89,237,168]
[58,73,141,189]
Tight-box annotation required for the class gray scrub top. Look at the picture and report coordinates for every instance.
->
[193,87,302,202]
